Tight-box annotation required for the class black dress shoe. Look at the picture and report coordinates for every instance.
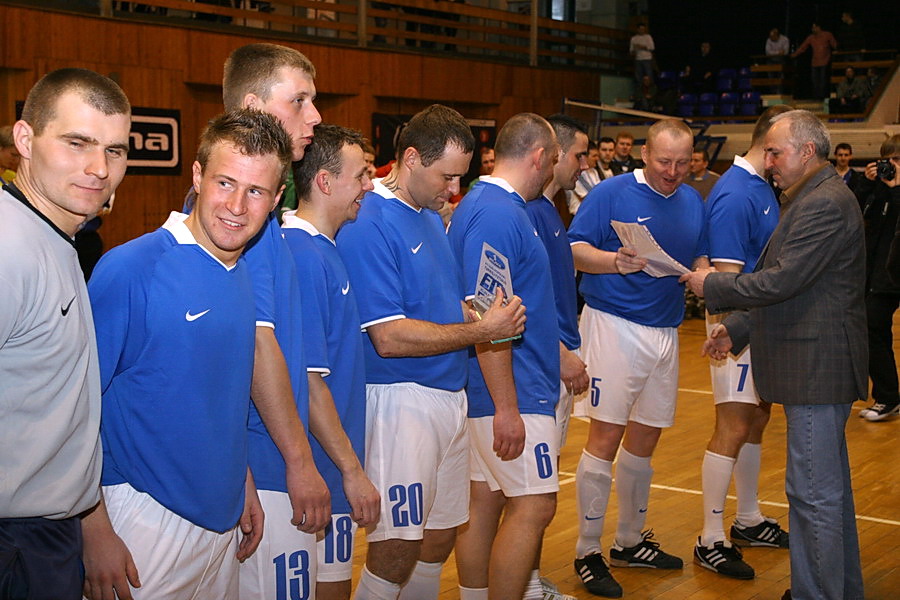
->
[781,590,791,600]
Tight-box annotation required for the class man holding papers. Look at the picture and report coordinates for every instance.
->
[567,119,709,598]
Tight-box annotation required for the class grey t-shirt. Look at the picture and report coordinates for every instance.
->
[0,187,102,519]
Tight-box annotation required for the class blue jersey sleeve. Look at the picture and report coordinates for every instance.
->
[286,236,331,374]
[567,184,615,250]
[458,203,522,298]
[242,216,278,328]
[339,219,405,328]
[707,190,753,266]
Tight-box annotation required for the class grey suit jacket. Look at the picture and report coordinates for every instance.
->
[704,164,867,405]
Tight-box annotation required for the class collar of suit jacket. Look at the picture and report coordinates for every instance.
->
[778,161,832,208]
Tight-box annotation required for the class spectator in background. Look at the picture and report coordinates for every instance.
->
[834,143,862,190]
[633,75,660,112]
[630,23,655,88]
[830,67,869,113]
[0,125,19,184]
[610,131,643,174]
[791,23,837,100]
[765,28,789,93]
[363,142,378,179]
[838,12,865,61]
[684,148,720,200]
[479,146,495,175]
[569,139,602,215]
[686,41,717,93]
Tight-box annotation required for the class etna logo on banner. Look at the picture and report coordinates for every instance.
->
[128,108,181,175]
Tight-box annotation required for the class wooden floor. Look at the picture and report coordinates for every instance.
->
[351,318,900,599]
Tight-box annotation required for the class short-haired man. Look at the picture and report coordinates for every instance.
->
[524,114,591,599]
[283,123,379,599]
[692,105,793,581]
[0,124,20,183]
[834,142,862,190]
[83,109,292,600]
[682,109,866,600]
[569,138,614,216]
[480,146,496,175]
[684,148,720,200]
[449,113,562,600]
[568,119,708,597]
[610,132,643,175]
[0,67,130,599]
[337,104,526,600]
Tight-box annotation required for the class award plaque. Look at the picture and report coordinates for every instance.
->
[473,242,521,343]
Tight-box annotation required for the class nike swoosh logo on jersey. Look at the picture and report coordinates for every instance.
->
[185,309,211,322]
[638,507,648,513]
[637,216,652,223]
[533,230,539,236]
[411,242,423,254]
[554,229,561,237]
[764,206,771,215]
[60,296,75,316]
[712,509,724,514]
[584,515,603,521]
[341,282,350,295]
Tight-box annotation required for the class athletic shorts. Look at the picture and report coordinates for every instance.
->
[706,312,761,405]
[364,382,470,542]
[555,347,580,453]
[575,307,678,428]
[0,516,82,600]
[469,414,560,497]
[316,513,358,583]
[240,490,317,600]
[103,483,239,600]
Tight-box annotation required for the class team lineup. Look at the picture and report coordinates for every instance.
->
[1,41,867,600]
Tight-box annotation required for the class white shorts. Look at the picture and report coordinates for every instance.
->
[556,380,574,453]
[575,307,678,428]
[316,513,358,583]
[240,490,317,600]
[469,414,560,497]
[706,313,761,405]
[365,383,470,542]
[102,483,239,600]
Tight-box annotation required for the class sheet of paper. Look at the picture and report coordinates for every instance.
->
[610,220,690,277]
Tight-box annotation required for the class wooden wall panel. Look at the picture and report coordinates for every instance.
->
[0,4,599,251]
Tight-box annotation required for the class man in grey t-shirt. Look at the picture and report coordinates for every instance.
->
[0,68,130,599]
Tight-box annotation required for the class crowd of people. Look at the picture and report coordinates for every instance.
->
[2,39,899,600]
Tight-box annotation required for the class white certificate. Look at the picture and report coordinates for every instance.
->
[611,220,690,277]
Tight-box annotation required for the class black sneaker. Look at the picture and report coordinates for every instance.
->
[730,518,789,548]
[574,553,623,598]
[609,529,683,569]
[693,537,755,579]
[860,402,900,421]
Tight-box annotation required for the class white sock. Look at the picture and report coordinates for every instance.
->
[522,569,542,600]
[398,560,443,600]
[614,448,653,549]
[701,450,736,546]
[459,586,489,600]
[575,449,613,559]
[734,443,764,526]
[354,565,402,600]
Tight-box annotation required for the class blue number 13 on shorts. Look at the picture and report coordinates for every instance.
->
[273,550,310,600]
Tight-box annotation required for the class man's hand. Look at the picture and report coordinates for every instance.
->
[237,472,265,562]
[493,408,526,460]
[615,247,648,274]
[679,267,715,297]
[476,288,526,340]
[560,346,589,395]
[285,462,331,533]
[342,466,381,528]
[702,323,734,360]
[82,503,140,600]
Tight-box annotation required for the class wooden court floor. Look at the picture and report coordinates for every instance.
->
[351,318,900,599]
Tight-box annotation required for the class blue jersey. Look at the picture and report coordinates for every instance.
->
[242,212,328,494]
[448,177,560,418]
[568,171,709,327]
[89,213,255,532]
[282,214,366,516]
[336,181,468,391]
[706,157,778,273]
[525,195,581,351]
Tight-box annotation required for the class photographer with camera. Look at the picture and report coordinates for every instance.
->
[858,134,900,421]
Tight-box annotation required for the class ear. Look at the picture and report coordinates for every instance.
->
[800,141,816,163]
[12,120,33,160]
[531,145,545,171]
[314,169,331,195]
[640,144,649,164]
[242,92,260,110]
[191,160,203,194]
[402,146,420,171]
[271,184,284,211]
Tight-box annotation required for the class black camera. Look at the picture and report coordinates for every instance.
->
[877,158,896,181]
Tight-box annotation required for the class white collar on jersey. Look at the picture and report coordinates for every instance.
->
[162,211,236,271]
[732,154,766,181]
[282,211,336,246]
[370,178,422,213]
[634,169,678,199]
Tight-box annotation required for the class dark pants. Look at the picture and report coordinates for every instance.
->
[0,517,83,600]
[811,65,828,99]
[866,293,900,405]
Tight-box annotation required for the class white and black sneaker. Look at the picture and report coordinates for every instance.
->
[731,518,789,548]
[574,553,623,598]
[694,537,755,579]
[609,529,683,569]
[859,402,899,421]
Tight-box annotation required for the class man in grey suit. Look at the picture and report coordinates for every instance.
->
[681,109,866,600]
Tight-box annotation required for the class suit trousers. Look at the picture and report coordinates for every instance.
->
[865,293,900,405]
[783,403,863,600]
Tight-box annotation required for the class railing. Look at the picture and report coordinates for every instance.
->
[88,0,630,72]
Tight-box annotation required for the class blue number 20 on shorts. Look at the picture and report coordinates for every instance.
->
[390,482,424,527]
